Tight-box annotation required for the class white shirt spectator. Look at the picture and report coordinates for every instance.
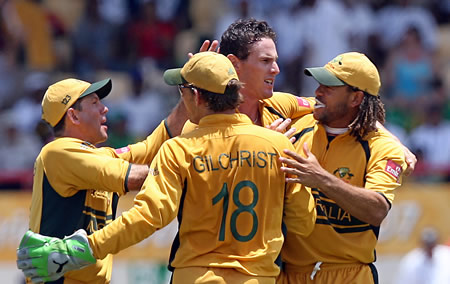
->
[299,0,353,96]
[395,228,450,284]
[376,2,438,51]
[408,120,450,169]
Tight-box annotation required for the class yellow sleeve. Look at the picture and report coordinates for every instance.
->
[44,144,129,196]
[284,184,316,236]
[110,120,171,165]
[88,141,182,259]
[281,143,316,236]
[365,132,407,203]
[267,92,315,120]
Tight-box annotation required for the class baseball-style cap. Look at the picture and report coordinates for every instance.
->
[42,78,112,126]
[304,52,381,96]
[163,51,238,94]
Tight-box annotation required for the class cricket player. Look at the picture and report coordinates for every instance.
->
[24,76,189,284]
[17,52,316,284]
[277,52,407,284]
[181,19,316,134]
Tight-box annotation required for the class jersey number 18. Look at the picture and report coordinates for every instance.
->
[212,180,259,242]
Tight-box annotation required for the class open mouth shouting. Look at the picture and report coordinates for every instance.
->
[264,79,274,86]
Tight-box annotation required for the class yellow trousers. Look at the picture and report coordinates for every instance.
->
[277,262,378,284]
[172,267,277,284]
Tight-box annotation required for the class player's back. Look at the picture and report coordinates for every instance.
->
[166,113,305,277]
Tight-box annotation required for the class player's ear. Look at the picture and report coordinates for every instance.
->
[227,54,240,73]
[66,108,80,125]
[350,91,364,108]
[193,89,202,106]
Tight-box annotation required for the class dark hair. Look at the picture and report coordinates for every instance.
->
[220,18,276,60]
[53,98,83,136]
[197,79,244,112]
[348,92,385,139]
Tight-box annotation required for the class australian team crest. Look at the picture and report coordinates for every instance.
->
[333,167,354,182]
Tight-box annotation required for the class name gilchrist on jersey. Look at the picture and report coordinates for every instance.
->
[193,150,278,173]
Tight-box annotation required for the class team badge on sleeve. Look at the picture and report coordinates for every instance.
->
[115,146,131,154]
[296,97,311,108]
[385,160,402,181]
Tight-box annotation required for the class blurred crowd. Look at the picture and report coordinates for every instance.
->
[1,0,450,189]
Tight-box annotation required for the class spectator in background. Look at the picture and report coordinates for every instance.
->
[395,227,450,284]
[0,7,18,110]
[72,0,117,78]
[104,111,136,148]
[383,25,439,131]
[408,103,450,182]
[9,71,49,133]
[97,0,129,26]
[0,118,40,170]
[6,0,55,70]
[342,0,376,53]
[296,0,354,97]
[375,0,438,53]
[0,116,40,189]
[127,0,177,69]
[110,70,170,141]
[269,0,306,95]
[214,0,252,41]
[172,0,224,66]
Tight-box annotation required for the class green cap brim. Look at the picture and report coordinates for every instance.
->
[163,68,188,86]
[304,67,346,87]
[80,78,112,99]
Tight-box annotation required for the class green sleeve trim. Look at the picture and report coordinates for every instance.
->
[124,163,132,193]
[377,192,392,209]
[164,119,173,138]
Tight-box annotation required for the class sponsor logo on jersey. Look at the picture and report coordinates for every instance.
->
[115,146,131,154]
[296,97,310,108]
[385,159,402,181]
[332,167,354,182]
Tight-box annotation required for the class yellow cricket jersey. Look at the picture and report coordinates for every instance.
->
[29,120,170,284]
[182,92,315,133]
[88,113,316,278]
[282,114,406,267]
[260,92,315,126]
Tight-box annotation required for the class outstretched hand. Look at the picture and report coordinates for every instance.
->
[402,145,417,176]
[17,229,95,283]
[266,118,297,143]
[188,40,220,58]
[279,143,327,188]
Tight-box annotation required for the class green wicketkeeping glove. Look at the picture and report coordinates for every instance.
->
[16,229,96,283]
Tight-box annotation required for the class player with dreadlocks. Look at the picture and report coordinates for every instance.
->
[348,89,385,139]
[276,52,407,284]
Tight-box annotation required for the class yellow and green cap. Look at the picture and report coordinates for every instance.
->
[42,78,112,126]
[304,52,381,96]
[163,51,238,94]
